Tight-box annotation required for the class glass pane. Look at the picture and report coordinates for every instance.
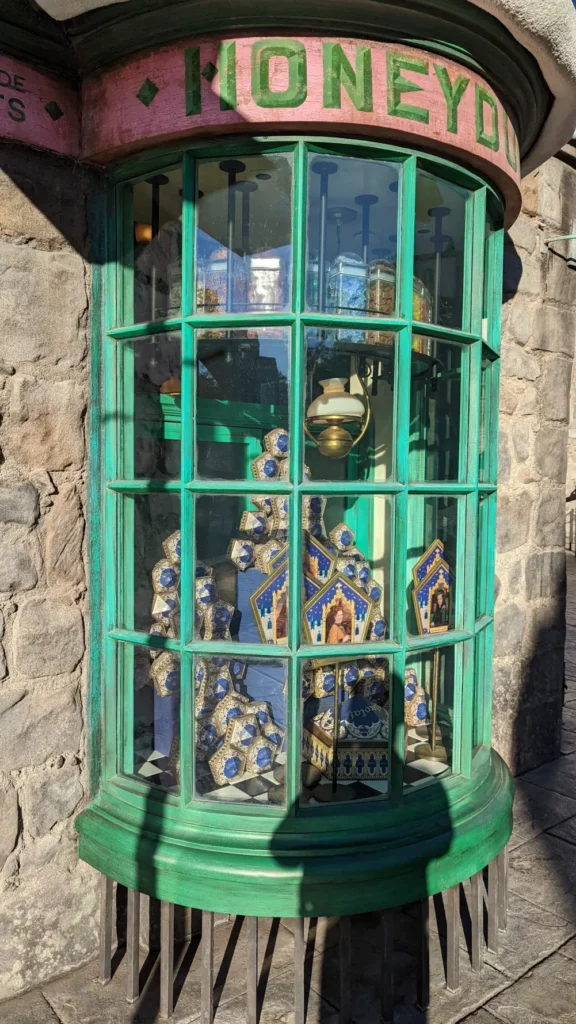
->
[414,171,467,329]
[306,155,399,316]
[407,496,457,636]
[194,655,287,805]
[304,328,395,482]
[404,646,454,786]
[195,494,289,645]
[133,170,182,324]
[122,494,181,637]
[301,655,390,804]
[196,327,289,480]
[302,496,391,646]
[479,350,493,483]
[128,331,181,480]
[476,492,494,620]
[196,154,292,314]
[129,643,180,792]
[409,338,464,482]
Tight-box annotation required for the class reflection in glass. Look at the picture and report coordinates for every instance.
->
[301,497,390,646]
[301,656,389,804]
[194,656,287,804]
[130,643,180,791]
[407,496,457,635]
[196,328,289,480]
[476,492,493,619]
[304,328,395,482]
[409,338,464,481]
[196,155,292,314]
[306,155,399,316]
[479,351,493,483]
[133,170,182,324]
[130,332,181,479]
[195,494,289,645]
[414,171,467,329]
[126,494,180,637]
[403,646,454,785]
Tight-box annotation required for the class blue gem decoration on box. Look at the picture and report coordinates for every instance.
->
[329,522,356,552]
[162,530,181,565]
[340,695,381,739]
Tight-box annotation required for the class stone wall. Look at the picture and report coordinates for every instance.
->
[494,153,576,774]
[0,142,100,999]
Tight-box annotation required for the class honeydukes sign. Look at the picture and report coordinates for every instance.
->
[82,35,520,209]
[0,35,521,210]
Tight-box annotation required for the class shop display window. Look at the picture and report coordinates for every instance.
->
[104,140,502,811]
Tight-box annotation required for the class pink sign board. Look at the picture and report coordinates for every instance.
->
[0,55,79,156]
[81,35,521,209]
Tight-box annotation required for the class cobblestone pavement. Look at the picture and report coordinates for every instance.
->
[4,562,576,1023]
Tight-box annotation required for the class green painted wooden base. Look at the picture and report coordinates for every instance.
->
[77,747,512,919]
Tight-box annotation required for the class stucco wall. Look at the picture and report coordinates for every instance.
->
[0,143,99,999]
[494,154,576,774]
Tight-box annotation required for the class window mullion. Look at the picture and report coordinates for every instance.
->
[286,140,307,813]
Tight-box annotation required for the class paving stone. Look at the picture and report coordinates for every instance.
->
[508,833,576,923]
[212,966,338,1024]
[44,916,295,1024]
[508,780,576,849]
[481,892,575,979]
[558,935,576,961]
[486,952,576,1023]
[0,990,61,1023]
[547,813,576,844]
[520,752,576,798]
[458,1013,501,1024]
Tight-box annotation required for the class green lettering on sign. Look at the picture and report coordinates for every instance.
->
[502,109,517,171]
[323,43,373,112]
[386,52,429,124]
[434,65,469,134]
[251,40,307,108]
[475,85,499,152]
[184,46,201,116]
[219,41,236,111]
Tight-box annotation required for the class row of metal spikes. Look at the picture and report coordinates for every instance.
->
[98,847,508,1022]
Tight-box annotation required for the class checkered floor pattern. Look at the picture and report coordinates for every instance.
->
[135,726,449,801]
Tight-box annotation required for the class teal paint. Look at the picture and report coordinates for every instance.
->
[434,64,469,134]
[475,85,499,152]
[322,42,373,112]
[251,40,307,108]
[386,53,429,124]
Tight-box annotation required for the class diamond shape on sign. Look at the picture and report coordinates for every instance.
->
[45,101,64,121]
[201,61,218,82]
[137,78,159,107]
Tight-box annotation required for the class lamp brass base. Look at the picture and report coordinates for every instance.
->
[414,742,449,763]
[313,783,356,802]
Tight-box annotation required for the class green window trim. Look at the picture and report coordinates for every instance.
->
[91,136,504,834]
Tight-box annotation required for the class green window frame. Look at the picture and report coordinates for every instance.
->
[92,136,503,826]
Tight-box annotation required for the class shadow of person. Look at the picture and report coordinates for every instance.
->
[269,658,455,1024]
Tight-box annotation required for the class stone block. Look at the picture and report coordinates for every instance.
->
[545,251,576,306]
[506,298,533,347]
[0,150,89,251]
[511,422,531,462]
[536,489,567,547]
[539,356,572,422]
[45,485,84,587]
[22,765,83,838]
[526,551,566,601]
[0,242,87,369]
[0,482,39,526]
[0,860,98,1000]
[0,686,82,770]
[501,342,540,381]
[492,691,562,774]
[18,829,78,878]
[13,598,84,678]
[535,425,568,481]
[499,378,520,415]
[0,783,18,871]
[496,492,531,552]
[521,170,539,217]
[507,216,539,257]
[0,535,37,592]
[532,304,576,357]
[0,645,8,681]
[9,377,85,472]
[516,382,538,416]
[498,431,511,483]
[493,602,526,658]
